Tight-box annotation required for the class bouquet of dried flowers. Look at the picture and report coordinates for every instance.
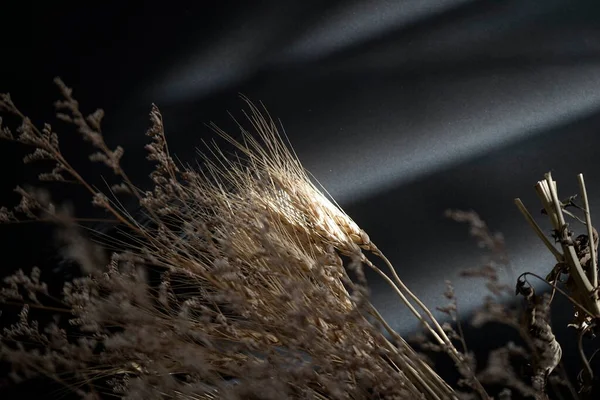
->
[0,80,598,399]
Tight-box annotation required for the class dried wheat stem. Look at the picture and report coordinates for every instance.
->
[514,198,563,262]
[577,173,598,291]
[361,258,466,397]
[367,305,458,399]
[360,255,447,347]
[362,250,490,398]
[401,361,444,400]
[369,248,459,355]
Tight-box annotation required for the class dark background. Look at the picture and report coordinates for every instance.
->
[1,0,600,398]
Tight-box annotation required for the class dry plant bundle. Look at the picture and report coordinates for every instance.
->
[0,80,477,399]
[2,79,598,400]
[515,173,600,396]
[438,173,600,399]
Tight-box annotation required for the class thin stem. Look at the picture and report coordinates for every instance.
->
[367,305,458,399]
[514,198,563,262]
[577,173,598,292]
[368,247,490,399]
[1,217,121,225]
[371,249,458,352]
[360,255,446,347]
[517,272,595,318]
[563,208,587,225]
[578,323,594,384]
[454,305,469,356]
[1,301,71,314]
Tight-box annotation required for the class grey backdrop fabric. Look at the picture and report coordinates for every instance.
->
[2,0,600,372]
